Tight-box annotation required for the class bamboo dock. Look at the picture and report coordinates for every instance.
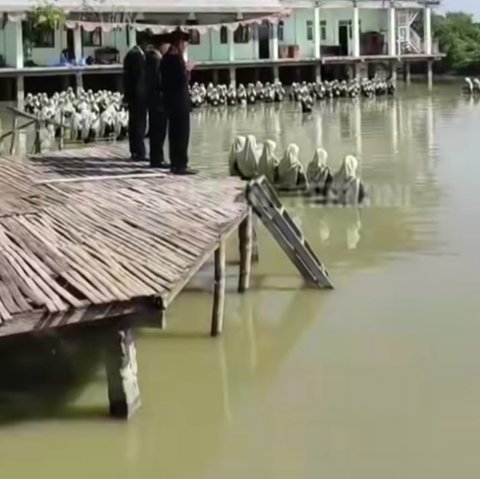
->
[0,143,332,418]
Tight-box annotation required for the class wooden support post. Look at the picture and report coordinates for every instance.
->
[252,215,260,263]
[159,308,167,330]
[211,241,226,337]
[238,209,253,293]
[105,328,141,419]
[212,69,219,85]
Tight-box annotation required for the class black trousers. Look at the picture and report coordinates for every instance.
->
[128,102,147,160]
[148,107,168,166]
[167,109,190,171]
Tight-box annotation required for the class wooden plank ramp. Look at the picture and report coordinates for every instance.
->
[247,176,333,289]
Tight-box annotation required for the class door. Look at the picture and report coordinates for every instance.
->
[258,21,270,59]
[338,24,349,56]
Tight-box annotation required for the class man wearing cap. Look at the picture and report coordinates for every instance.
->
[145,34,170,168]
[160,29,197,175]
[123,39,147,161]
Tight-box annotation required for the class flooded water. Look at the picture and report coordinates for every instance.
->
[2,83,480,478]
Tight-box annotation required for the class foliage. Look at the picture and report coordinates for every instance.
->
[433,12,480,74]
[30,0,66,31]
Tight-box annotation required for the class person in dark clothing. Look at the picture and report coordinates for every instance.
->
[123,42,147,161]
[145,34,170,168]
[160,29,197,175]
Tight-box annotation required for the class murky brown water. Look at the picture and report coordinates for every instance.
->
[2,83,480,478]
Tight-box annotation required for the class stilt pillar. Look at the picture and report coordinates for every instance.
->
[390,61,397,82]
[315,63,321,83]
[427,60,433,90]
[229,66,236,88]
[273,65,280,83]
[238,209,253,293]
[16,74,24,109]
[404,61,411,84]
[76,72,84,93]
[211,241,226,337]
[212,69,219,85]
[105,328,141,419]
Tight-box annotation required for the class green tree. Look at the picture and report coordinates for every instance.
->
[434,12,480,74]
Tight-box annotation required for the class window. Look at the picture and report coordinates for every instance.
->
[234,25,250,44]
[320,20,327,41]
[186,19,200,45]
[306,20,313,41]
[23,21,55,48]
[82,27,102,47]
[220,26,228,44]
[278,20,284,41]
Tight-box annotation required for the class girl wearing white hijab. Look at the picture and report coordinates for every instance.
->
[277,143,307,190]
[258,139,279,184]
[306,148,332,195]
[236,135,260,180]
[327,155,365,205]
[229,135,246,176]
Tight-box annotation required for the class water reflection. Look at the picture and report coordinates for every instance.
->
[1,85,474,479]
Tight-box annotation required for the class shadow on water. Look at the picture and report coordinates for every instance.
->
[0,329,107,425]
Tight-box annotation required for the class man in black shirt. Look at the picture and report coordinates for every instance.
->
[145,34,170,168]
[123,40,147,161]
[160,29,197,175]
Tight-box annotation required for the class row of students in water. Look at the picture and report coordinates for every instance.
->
[228,135,365,205]
[190,82,286,108]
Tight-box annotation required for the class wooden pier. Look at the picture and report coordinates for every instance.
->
[0,144,331,418]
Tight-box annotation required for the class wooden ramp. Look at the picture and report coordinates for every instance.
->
[247,176,333,290]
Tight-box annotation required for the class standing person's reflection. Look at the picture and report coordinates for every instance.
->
[161,29,197,175]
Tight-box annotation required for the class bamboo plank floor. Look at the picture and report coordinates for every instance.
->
[0,145,248,338]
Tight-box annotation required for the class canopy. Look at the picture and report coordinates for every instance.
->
[1,0,284,13]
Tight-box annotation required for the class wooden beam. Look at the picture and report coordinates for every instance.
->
[0,299,159,340]
[211,240,226,337]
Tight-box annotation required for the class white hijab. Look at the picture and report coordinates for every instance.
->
[258,140,279,183]
[228,135,246,176]
[306,148,330,190]
[278,143,305,190]
[236,135,260,179]
[329,155,361,205]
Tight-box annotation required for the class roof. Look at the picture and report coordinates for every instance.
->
[1,0,284,13]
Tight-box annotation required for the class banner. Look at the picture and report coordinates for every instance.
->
[64,9,291,34]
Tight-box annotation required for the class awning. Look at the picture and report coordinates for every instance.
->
[1,0,284,13]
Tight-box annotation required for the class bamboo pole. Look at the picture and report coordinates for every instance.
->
[211,240,226,337]
[252,214,260,263]
[238,209,253,293]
